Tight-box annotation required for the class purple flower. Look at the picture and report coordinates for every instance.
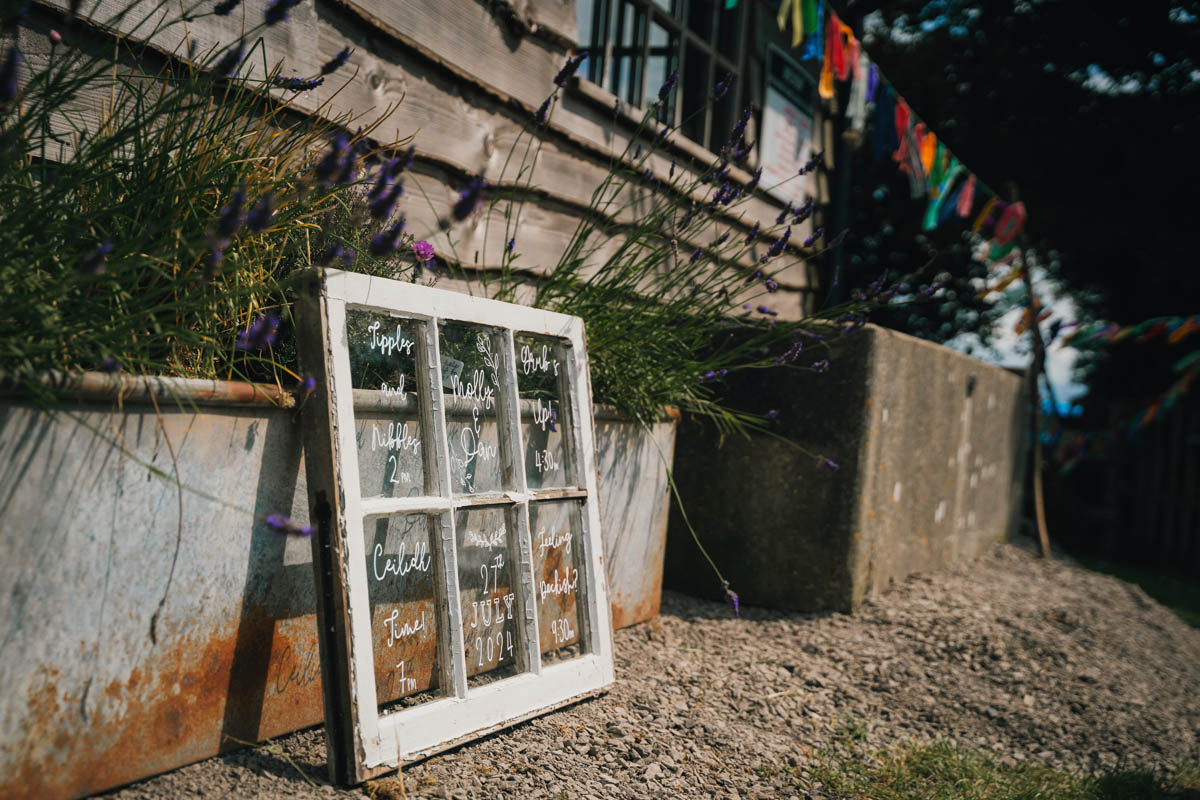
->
[318,244,355,267]
[549,406,558,433]
[320,46,351,76]
[798,150,824,175]
[757,305,777,316]
[722,580,740,617]
[776,203,791,226]
[553,52,587,87]
[506,238,515,254]
[203,239,229,282]
[369,180,404,220]
[265,512,313,537]
[246,194,275,232]
[713,71,733,100]
[745,167,762,192]
[77,241,113,275]
[765,409,779,420]
[412,239,435,263]
[690,247,703,264]
[761,227,791,262]
[213,0,241,15]
[658,70,678,104]
[214,188,246,238]
[98,357,122,373]
[765,278,778,293]
[314,133,349,185]
[452,175,486,220]
[369,219,406,257]
[299,374,316,393]
[264,0,302,26]
[811,359,829,373]
[700,369,727,383]
[745,222,759,244]
[819,457,839,472]
[213,43,244,78]
[1,46,19,106]
[534,95,552,125]
[803,227,824,248]
[272,75,323,91]
[236,314,280,351]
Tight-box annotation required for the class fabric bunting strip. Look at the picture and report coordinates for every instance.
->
[1061,315,1200,349]
[1045,365,1200,474]
[799,8,1025,261]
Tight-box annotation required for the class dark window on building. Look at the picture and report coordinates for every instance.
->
[577,0,748,153]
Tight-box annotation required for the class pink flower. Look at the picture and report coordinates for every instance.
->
[412,240,435,263]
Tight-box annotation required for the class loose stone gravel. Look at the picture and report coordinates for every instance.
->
[104,539,1200,799]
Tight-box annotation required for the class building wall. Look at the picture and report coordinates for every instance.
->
[21,0,827,318]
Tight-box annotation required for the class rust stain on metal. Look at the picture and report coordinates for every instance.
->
[2,609,326,800]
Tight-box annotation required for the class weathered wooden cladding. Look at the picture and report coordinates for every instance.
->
[41,0,824,306]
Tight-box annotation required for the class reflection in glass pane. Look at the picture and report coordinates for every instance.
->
[347,309,426,499]
[531,501,585,664]
[456,507,523,685]
[439,321,505,495]
[365,514,442,710]
[647,23,677,124]
[515,334,571,489]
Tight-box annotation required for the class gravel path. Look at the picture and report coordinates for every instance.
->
[104,540,1200,799]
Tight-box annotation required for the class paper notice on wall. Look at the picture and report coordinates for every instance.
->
[759,85,813,209]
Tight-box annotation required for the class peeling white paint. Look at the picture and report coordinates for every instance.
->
[893,482,902,502]
[935,501,947,523]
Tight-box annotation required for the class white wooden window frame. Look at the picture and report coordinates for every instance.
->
[298,270,614,783]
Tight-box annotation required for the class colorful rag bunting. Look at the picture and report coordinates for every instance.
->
[956,174,976,217]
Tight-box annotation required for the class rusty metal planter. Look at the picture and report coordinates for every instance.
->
[0,376,675,799]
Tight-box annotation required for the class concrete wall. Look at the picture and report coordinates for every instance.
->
[0,395,673,799]
[664,325,1029,613]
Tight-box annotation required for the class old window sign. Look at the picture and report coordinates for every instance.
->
[297,270,615,784]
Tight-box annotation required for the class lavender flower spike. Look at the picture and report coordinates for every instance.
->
[534,95,552,125]
[553,51,587,87]
[722,580,740,617]
[213,0,241,16]
[819,457,839,471]
[78,241,113,275]
[658,70,678,104]
[713,71,733,100]
[214,188,247,238]
[235,314,281,351]
[246,194,275,232]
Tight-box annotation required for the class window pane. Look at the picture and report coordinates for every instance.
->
[515,334,572,489]
[456,506,524,685]
[716,3,740,61]
[681,41,710,145]
[531,500,586,664]
[365,513,442,711]
[347,309,427,499]
[611,0,645,105]
[438,321,507,495]
[686,0,714,43]
[646,22,678,123]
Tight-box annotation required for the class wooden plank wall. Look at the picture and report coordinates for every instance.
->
[27,0,826,319]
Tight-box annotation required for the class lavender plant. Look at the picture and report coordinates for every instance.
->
[404,59,888,436]
[0,0,418,402]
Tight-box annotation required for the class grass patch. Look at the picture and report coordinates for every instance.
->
[1071,556,1200,628]
[806,741,1200,800]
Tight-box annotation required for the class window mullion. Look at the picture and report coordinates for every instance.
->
[421,316,468,700]
[498,329,542,676]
